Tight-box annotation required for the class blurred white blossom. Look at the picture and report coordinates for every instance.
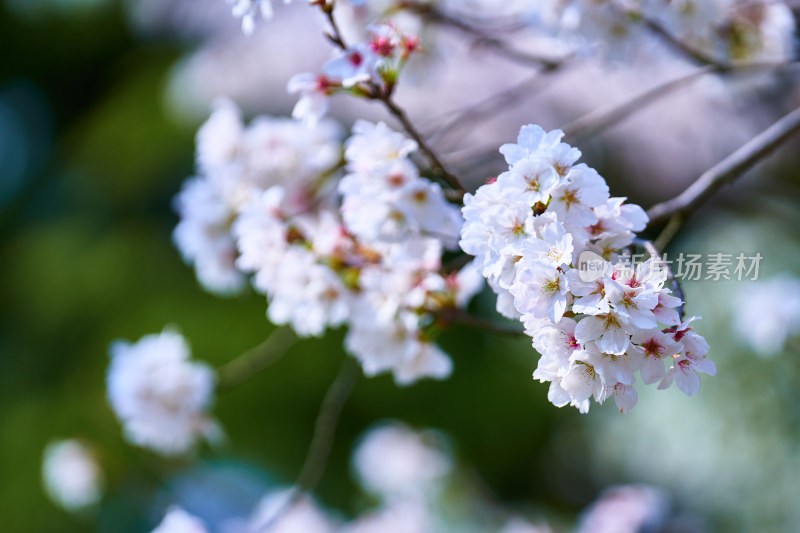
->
[234,489,336,533]
[500,518,554,533]
[42,439,103,512]
[340,499,434,533]
[575,484,669,533]
[107,329,219,455]
[353,422,451,499]
[152,507,209,533]
[733,273,800,357]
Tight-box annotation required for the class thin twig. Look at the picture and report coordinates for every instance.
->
[322,4,348,49]
[257,357,360,532]
[320,3,466,194]
[374,91,466,192]
[216,326,298,393]
[646,105,800,227]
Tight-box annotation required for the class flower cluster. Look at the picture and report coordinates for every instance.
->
[106,330,219,455]
[177,101,481,385]
[173,98,342,295]
[339,120,461,249]
[289,22,420,126]
[460,125,715,412]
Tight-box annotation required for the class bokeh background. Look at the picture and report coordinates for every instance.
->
[2,1,800,532]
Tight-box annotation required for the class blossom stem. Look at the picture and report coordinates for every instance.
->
[321,2,466,195]
[256,357,360,531]
[646,105,800,228]
[216,326,298,392]
[322,2,348,50]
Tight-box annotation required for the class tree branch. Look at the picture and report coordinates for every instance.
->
[257,356,360,532]
[216,326,298,393]
[646,105,800,228]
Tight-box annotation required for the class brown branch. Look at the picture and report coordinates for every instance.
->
[439,308,526,337]
[216,326,298,393]
[257,357,360,532]
[646,105,800,228]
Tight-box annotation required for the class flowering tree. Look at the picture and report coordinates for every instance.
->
[40,0,800,531]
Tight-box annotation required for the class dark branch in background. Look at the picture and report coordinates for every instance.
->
[408,3,566,70]
[439,308,526,338]
[424,73,540,142]
[646,105,800,240]
[640,16,730,69]
[563,66,717,142]
[563,61,799,143]
[427,70,566,152]
[217,326,298,393]
[258,357,360,532]
[633,237,685,319]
